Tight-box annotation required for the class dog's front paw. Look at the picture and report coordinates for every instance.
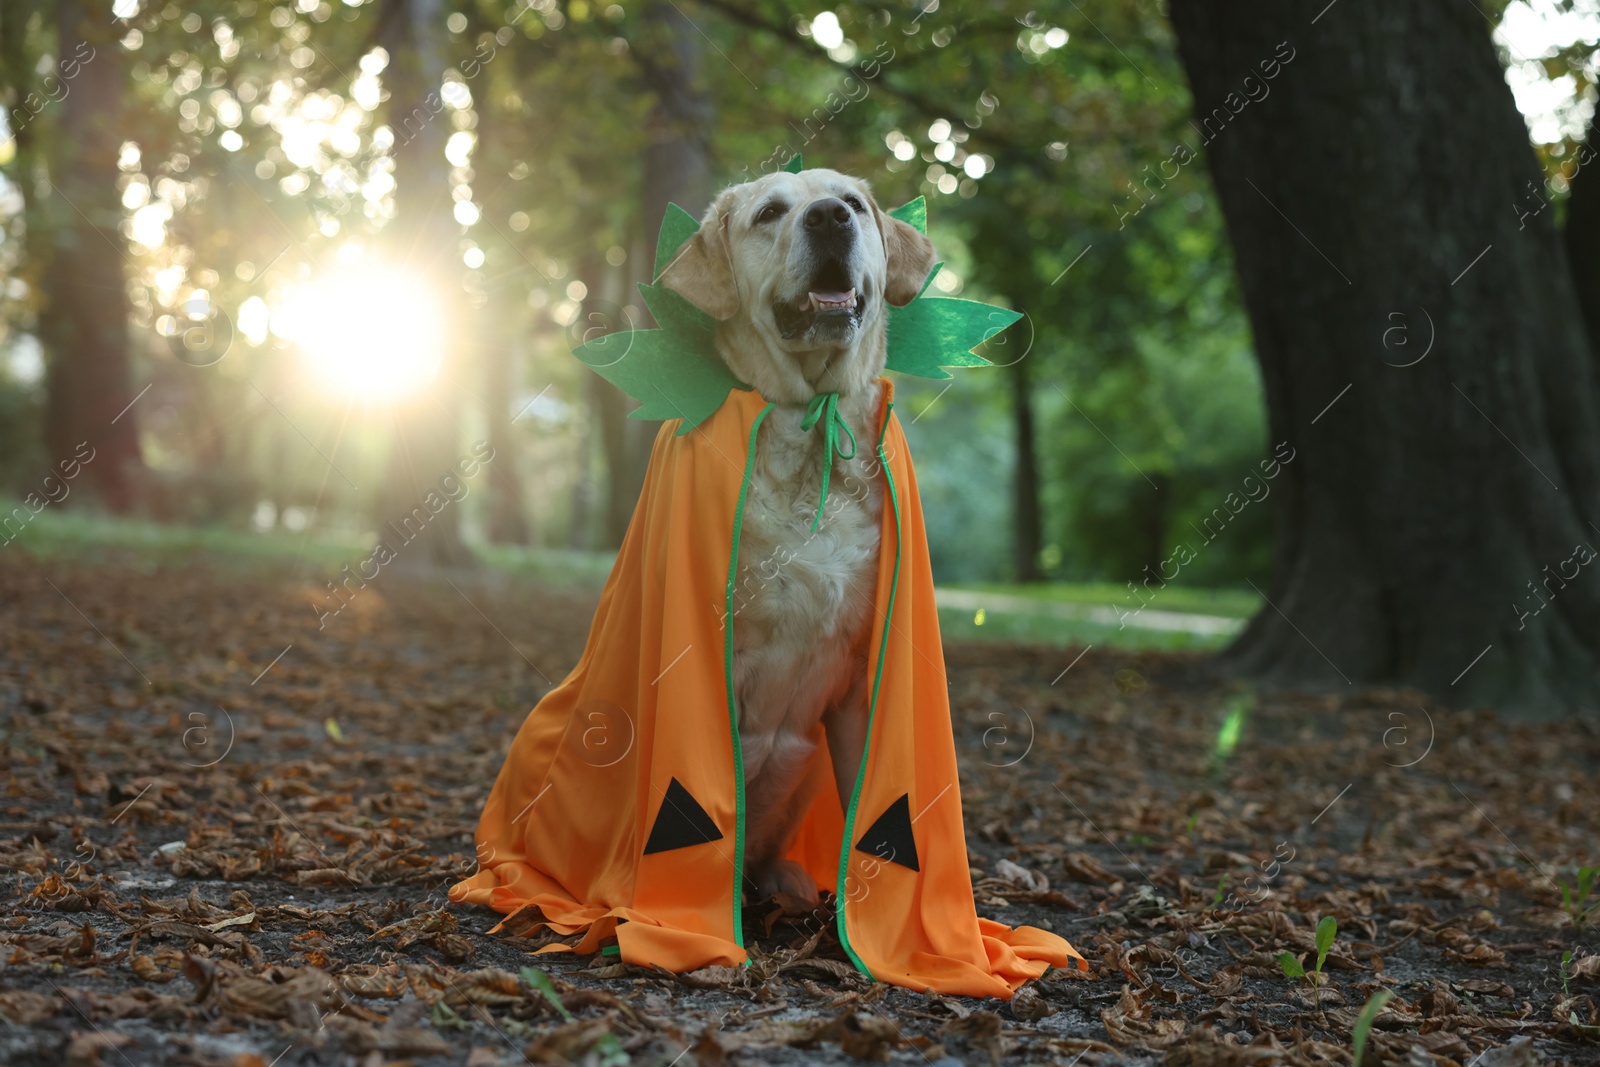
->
[751,859,820,904]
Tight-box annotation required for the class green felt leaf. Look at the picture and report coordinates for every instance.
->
[577,195,1016,424]
[782,153,804,173]
[888,196,927,234]
[654,202,702,280]
[884,276,1020,379]
[572,281,747,435]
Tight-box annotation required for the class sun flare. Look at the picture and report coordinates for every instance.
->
[277,259,445,402]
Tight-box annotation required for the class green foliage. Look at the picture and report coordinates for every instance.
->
[19,0,1564,577]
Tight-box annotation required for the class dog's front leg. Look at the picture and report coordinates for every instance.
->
[742,729,824,902]
[822,666,871,814]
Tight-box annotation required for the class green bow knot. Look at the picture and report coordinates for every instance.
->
[800,391,858,532]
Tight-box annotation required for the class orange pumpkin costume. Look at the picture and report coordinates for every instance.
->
[449,379,1087,997]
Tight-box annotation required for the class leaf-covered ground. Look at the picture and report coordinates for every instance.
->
[1,550,1597,1066]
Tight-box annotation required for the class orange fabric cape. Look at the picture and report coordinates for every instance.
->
[449,379,1087,997]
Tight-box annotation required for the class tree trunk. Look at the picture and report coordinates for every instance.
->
[468,86,530,547]
[1169,0,1600,713]
[1564,122,1600,363]
[579,0,715,548]
[377,0,473,566]
[33,1,141,509]
[1010,357,1042,582]
[485,332,531,545]
[1139,472,1170,586]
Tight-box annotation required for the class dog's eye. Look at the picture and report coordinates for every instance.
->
[843,195,866,213]
[754,202,787,225]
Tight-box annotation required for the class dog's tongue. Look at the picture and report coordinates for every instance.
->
[811,290,852,302]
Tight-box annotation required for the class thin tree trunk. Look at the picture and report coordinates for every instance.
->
[1140,473,1170,586]
[378,0,473,566]
[1169,0,1600,713]
[569,381,595,551]
[469,86,531,547]
[33,1,140,509]
[582,0,715,547]
[1010,357,1042,582]
[486,332,531,544]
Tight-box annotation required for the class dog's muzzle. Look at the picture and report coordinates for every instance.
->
[772,198,867,343]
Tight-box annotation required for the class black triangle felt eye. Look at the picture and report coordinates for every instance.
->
[643,777,724,855]
[854,793,920,871]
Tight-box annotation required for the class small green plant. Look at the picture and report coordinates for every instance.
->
[1557,951,1600,1035]
[522,967,629,1065]
[1277,915,1338,1008]
[1350,989,1393,1067]
[521,966,571,1018]
[1212,875,1229,907]
[430,1001,469,1031]
[1558,865,1598,928]
[1212,692,1251,761]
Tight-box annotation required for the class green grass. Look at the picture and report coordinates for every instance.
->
[4,502,1255,651]
[946,580,1261,619]
[2,499,366,570]
[937,606,1235,652]
[1,498,617,590]
[477,543,617,589]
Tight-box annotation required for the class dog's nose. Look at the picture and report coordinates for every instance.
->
[804,198,854,234]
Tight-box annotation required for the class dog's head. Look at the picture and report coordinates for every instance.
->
[660,168,936,403]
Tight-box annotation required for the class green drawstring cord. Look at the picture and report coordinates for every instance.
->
[800,391,857,531]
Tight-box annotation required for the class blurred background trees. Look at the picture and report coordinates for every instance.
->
[1,0,1596,706]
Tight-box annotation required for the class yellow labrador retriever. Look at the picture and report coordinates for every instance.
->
[660,168,935,902]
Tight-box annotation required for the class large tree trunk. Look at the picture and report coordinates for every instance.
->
[1169,0,1600,713]
[1565,122,1600,363]
[33,1,141,509]
[377,0,473,566]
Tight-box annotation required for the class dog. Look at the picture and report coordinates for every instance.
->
[658,168,936,904]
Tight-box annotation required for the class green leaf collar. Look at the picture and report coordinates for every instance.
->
[574,163,1022,435]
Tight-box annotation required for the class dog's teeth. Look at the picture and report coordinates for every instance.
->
[807,287,858,311]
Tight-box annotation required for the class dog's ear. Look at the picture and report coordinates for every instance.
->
[659,207,740,321]
[879,209,936,307]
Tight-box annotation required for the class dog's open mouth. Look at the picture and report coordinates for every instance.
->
[773,259,865,341]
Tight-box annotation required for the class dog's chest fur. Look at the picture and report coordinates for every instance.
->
[730,385,884,778]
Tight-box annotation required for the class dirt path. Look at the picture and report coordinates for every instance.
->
[1,553,1596,1066]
